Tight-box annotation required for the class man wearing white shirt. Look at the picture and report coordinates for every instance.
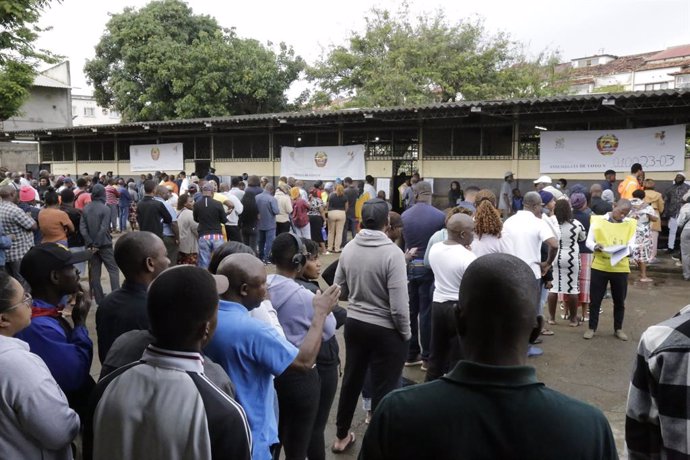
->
[220,183,244,242]
[426,213,476,381]
[502,192,558,357]
[230,177,245,201]
[364,175,377,200]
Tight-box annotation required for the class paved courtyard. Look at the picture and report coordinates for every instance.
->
[85,248,689,459]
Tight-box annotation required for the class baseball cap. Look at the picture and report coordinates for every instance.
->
[20,243,91,280]
[19,186,35,202]
[504,171,514,178]
[678,172,686,179]
[361,198,390,229]
[538,190,554,205]
[534,175,552,184]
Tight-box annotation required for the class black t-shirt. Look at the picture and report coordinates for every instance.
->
[328,194,348,211]
[193,196,227,236]
[344,187,359,217]
[60,205,85,247]
[136,196,171,238]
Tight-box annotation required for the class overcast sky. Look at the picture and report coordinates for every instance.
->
[35,0,690,98]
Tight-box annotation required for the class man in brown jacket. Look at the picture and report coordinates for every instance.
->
[643,178,664,263]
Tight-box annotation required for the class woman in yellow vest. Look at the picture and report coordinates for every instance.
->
[582,199,637,341]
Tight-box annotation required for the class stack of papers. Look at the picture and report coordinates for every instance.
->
[602,245,629,266]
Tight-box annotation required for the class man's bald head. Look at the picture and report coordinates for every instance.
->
[590,183,603,197]
[155,185,170,199]
[457,254,538,365]
[612,198,632,222]
[523,191,542,216]
[446,213,474,246]
[114,231,169,282]
[217,253,267,310]
[264,183,275,193]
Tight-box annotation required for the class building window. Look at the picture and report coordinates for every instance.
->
[109,110,120,119]
[83,107,95,117]
[644,82,671,91]
[676,75,690,89]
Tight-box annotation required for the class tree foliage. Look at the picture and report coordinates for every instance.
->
[85,0,304,122]
[0,0,59,120]
[307,5,567,108]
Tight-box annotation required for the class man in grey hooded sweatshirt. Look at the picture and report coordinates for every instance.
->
[331,198,410,453]
[80,184,120,303]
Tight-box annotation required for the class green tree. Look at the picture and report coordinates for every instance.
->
[307,5,567,108]
[85,0,304,122]
[0,0,59,120]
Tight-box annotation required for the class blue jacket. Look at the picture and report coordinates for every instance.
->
[256,191,280,231]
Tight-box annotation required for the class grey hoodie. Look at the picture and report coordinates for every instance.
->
[334,229,411,339]
[80,184,112,248]
[0,335,79,460]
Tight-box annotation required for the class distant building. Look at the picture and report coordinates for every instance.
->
[72,94,121,126]
[2,61,73,131]
[562,44,690,94]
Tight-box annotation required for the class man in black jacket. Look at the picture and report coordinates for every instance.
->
[136,180,172,239]
[194,183,227,269]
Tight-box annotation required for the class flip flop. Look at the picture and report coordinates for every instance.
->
[541,329,554,336]
[332,433,356,454]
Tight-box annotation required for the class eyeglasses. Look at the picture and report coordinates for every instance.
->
[3,293,32,313]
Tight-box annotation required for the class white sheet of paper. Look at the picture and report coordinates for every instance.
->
[603,245,629,266]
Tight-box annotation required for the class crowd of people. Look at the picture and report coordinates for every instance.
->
[0,164,689,459]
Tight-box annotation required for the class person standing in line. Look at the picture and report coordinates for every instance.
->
[501,192,558,357]
[360,254,617,460]
[583,199,637,341]
[154,186,180,267]
[38,188,74,246]
[663,172,689,256]
[136,180,173,239]
[0,186,35,285]
[127,181,139,231]
[570,193,594,322]
[290,186,311,239]
[342,177,360,246]
[629,190,658,283]
[498,171,514,218]
[274,185,293,235]
[471,191,505,257]
[104,179,120,233]
[325,184,348,253]
[116,179,131,232]
[642,179,664,263]
[205,253,339,460]
[601,169,617,196]
[80,184,120,304]
[219,183,243,242]
[401,181,445,368]
[74,177,92,210]
[446,181,463,208]
[60,189,87,276]
[15,243,94,418]
[677,192,690,281]
[331,199,410,454]
[256,183,280,263]
[426,214,476,382]
[546,199,586,327]
[85,266,251,460]
[194,183,228,269]
[618,163,644,200]
[307,184,328,254]
[364,175,377,202]
[590,184,613,216]
[0,271,81,460]
[176,194,199,265]
[95,231,169,363]
[240,175,262,252]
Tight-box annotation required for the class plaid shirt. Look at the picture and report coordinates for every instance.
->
[0,201,35,261]
[626,304,690,458]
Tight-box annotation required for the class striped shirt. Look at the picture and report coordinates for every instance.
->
[85,345,251,460]
[626,304,690,458]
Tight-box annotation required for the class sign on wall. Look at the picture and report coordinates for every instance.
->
[540,124,686,173]
[280,145,366,180]
[130,143,183,172]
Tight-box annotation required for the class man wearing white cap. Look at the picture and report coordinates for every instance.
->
[534,176,563,200]
[664,172,690,255]
[499,172,514,218]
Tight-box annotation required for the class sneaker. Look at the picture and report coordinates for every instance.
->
[420,361,428,372]
[583,329,595,339]
[527,345,543,357]
[615,330,628,341]
[404,355,423,367]
[672,254,680,261]
[676,261,683,267]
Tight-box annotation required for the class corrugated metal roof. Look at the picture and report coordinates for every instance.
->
[3,89,690,137]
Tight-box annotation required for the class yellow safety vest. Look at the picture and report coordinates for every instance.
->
[590,216,637,273]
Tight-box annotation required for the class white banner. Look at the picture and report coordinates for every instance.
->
[130,143,184,172]
[280,145,366,180]
[540,124,686,173]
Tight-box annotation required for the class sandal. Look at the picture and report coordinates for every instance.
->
[569,321,580,327]
[547,319,557,325]
[541,329,554,336]
[332,433,356,454]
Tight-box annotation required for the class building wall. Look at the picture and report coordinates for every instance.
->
[4,86,71,131]
[72,96,121,126]
[0,142,39,172]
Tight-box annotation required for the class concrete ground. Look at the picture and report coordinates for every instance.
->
[85,244,689,460]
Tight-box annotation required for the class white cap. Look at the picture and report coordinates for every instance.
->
[504,171,514,178]
[534,175,552,184]
[678,172,686,179]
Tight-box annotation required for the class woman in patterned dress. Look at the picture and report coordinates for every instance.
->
[547,199,586,327]
[630,189,658,282]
